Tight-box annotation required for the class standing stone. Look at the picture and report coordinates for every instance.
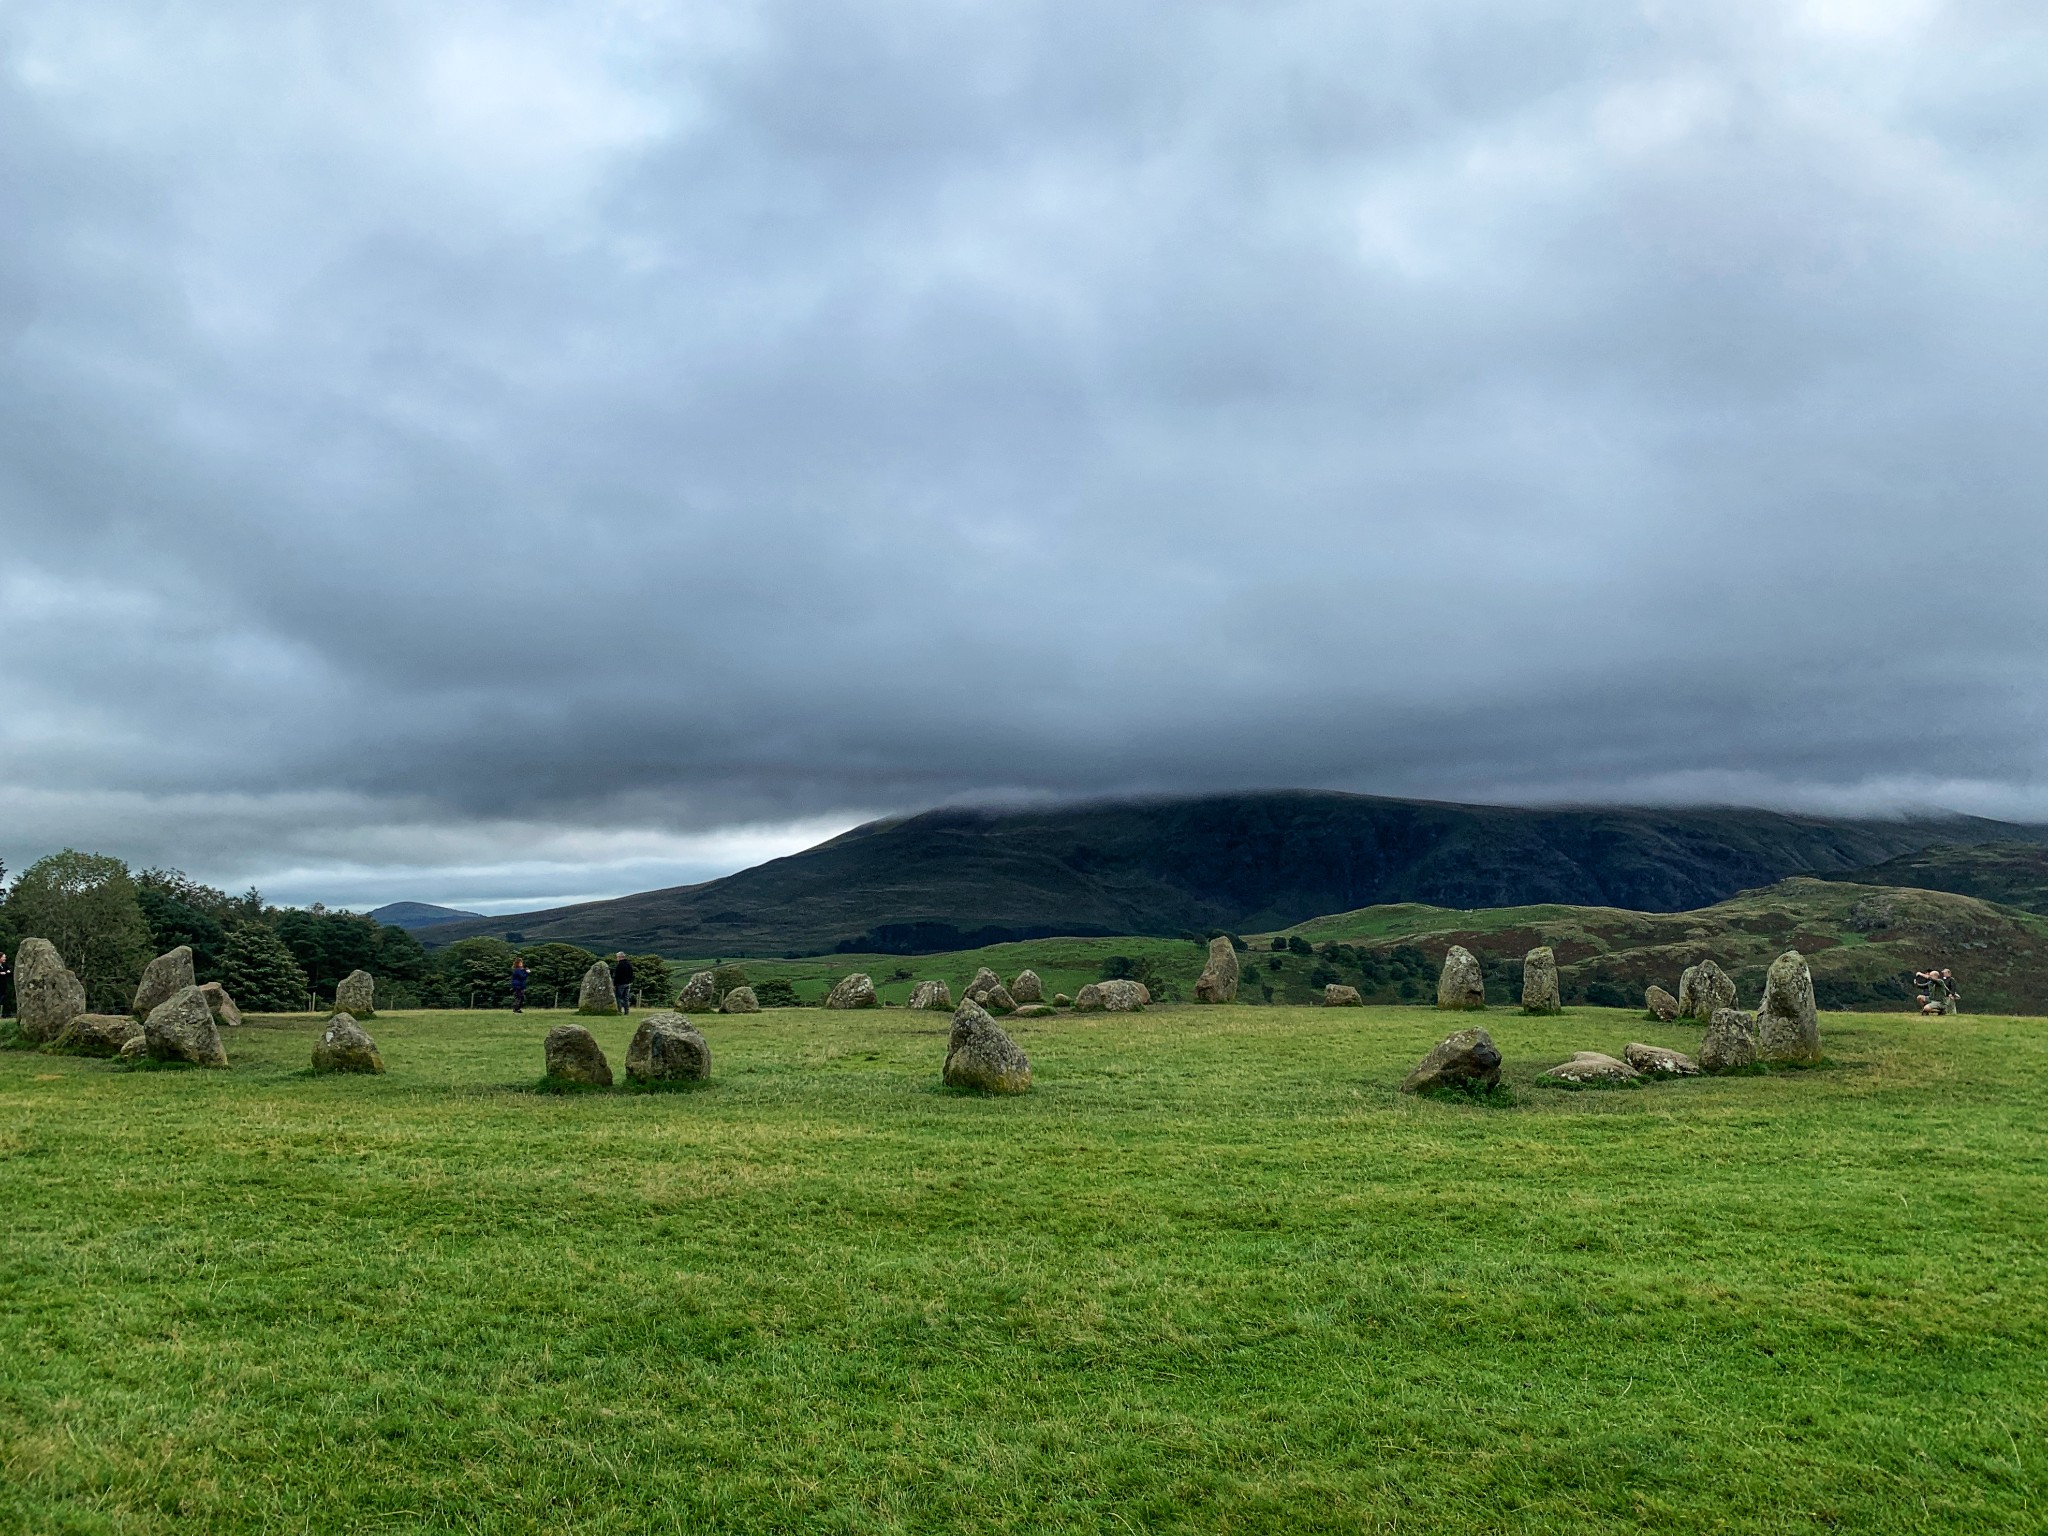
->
[1324,984,1364,1006]
[575,961,617,1015]
[542,1024,611,1085]
[625,1012,710,1083]
[677,970,717,1010]
[1009,970,1044,1004]
[719,985,760,1014]
[1194,936,1241,1003]
[333,969,377,1018]
[1074,979,1146,1012]
[1401,1028,1501,1093]
[943,1000,1032,1094]
[1676,965,1701,1018]
[200,982,243,1028]
[1688,961,1737,1020]
[144,985,229,1068]
[966,967,1004,999]
[117,1034,148,1061]
[1624,1042,1700,1077]
[825,973,879,1009]
[1700,1007,1759,1073]
[15,938,87,1044]
[978,984,1018,1014]
[132,946,196,1019]
[55,1014,143,1057]
[1539,1051,1641,1086]
[1435,946,1486,1010]
[1645,986,1679,1023]
[908,980,953,1011]
[1520,946,1561,1014]
[1755,949,1821,1065]
[312,1013,385,1074]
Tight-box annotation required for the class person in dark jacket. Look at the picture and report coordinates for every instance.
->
[612,952,635,1014]
[510,957,529,1014]
[0,951,11,1018]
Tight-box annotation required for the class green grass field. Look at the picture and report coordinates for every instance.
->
[4,1003,2045,1533]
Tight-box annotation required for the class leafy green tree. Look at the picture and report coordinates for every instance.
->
[628,954,674,1006]
[221,925,311,1013]
[752,977,800,1008]
[514,943,600,1008]
[1,850,155,1012]
[374,924,430,984]
[711,964,748,1002]
[432,937,518,1008]
[135,886,227,981]
[273,908,384,1000]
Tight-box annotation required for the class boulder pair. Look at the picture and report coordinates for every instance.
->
[543,1013,711,1088]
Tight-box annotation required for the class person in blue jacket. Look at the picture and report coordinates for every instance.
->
[510,956,530,1013]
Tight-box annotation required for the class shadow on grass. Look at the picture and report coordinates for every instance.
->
[1411,1080,1518,1109]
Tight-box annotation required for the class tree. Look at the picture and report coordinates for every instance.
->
[135,886,227,982]
[273,909,384,1000]
[516,943,601,1008]
[628,954,674,1006]
[431,937,518,1008]
[221,926,311,1013]
[1,850,155,1012]
[374,924,430,984]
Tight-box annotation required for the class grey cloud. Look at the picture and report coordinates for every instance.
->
[2,0,2045,902]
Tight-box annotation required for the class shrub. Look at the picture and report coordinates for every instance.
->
[753,978,801,1008]
[1287,936,1313,957]
[712,964,748,1001]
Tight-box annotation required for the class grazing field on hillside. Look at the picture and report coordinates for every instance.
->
[4,1005,2045,1533]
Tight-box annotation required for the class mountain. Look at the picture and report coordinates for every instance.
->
[1822,842,2048,916]
[368,901,486,931]
[416,791,2043,956]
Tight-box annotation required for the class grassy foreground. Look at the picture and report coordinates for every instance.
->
[2,1005,2044,1534]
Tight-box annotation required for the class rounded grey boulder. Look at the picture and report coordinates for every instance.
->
[1624,1041,1700,1077]
[1435,946,1485,1011]
[1520,946,1561,1015]
[1009,970,1044,1004]
[1074,979,1145,1012]
[1700,1007,1759,1073]
[1194,936,1240,1003]
[826,973,878,1009]
[626,1012,710,1083]
[1756,949,1821,1065]
[1402,1028,1501,1093]
[1540,1051,1640,1086]
[543,1024,612,1085]
[943,1001,1031,1094]
[677,970,718,1010]
[333,969,377,1018]
[575,961,617,1016]
[132,946,196,1019]
[1324,984,1364,1006]
[15,938,87,1044]
[145,985,229,1068]
[312,1013,385,1074]
[719,985,760,1014]
[908,979,953,1011]
[1685,961,1736,1021]
[1645,985,1680,1023]
[56,1014,143,1057]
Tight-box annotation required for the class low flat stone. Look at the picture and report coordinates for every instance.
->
[1645,985,1679,1023]
[117,1034,148,1060]
[1324,984,1364,1006]
[719,985,760,1014]
[943,1001,1031,1094]
[1401,1028,1501,1093]
[543,1024,611,1085]
[56,1014,143,1057]
[312,1013,385,1074]
[1052,993,1072,1007]
[1624,1041,1700,1077]
[1011,1003,1054,1018]
[133,946,196,1019]
[144,985,229,1068]
[333,969,377,1018]
[1540,1050,1640,1086]
[1700,1007,1759,1073]
[200,982,243,1028]
[626,1012,709,1083]
[908,979,953,1011]
[825,973,879,1009]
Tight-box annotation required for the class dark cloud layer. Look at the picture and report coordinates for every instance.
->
[2,1,2045,907]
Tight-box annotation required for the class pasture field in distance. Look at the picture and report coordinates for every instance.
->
[3,1002,2044,1533]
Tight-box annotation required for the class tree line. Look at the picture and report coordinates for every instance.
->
[0,850,674,1013]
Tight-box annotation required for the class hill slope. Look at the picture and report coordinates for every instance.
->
[367,901,484,930]
[419,792,2039,956]
[1823,842,2048,915]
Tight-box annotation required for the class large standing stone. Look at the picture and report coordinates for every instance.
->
[1700,1007,1759,1073]
[1401,1028,1501,1093]
[1324,984,1364,1006]
[908,979,953,1011]
[1074,979,1146,1012]
[312,1013,385,1074]
[132,946,196,1019]
[1435,946,1486,1010]
[943,1001,1031,1094]
[825,973,879,1009]
[333,969,377,1018]
[543,1024,611,1085]
[719,985,760,1014]
[1755,949,1821,1065]
[625,1012,710,1083]
[966,967,1004,999]
[55,1014,143,1057]
[1624,1042,1700,1077]
[1676,965,1701,1018]
[677,970,718,1010]
[15,938,87,1044]
[1687,961,1737,1020]
[1194,936,1241,1003]
[1009,970,1044,1004]
[1645,986,1679,1023]
[200,982,243,1028]
[144,985,229,1068]
[1520,946,1561,1014]
[575,961,617,1015]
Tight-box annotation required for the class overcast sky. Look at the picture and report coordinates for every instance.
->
[2,0,2044,912]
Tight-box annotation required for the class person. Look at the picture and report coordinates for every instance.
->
[1914,969,1953,1015]
[510,956,529,1014]
[1941,968,1960,1015]
[0,951,10,1019]
[612,952,635,1015]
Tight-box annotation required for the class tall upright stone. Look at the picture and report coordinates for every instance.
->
[943,1000,1031,1094]
[132,946,196,1019]
[1194,936,1241,1003]
[1676,965,1701,1018]
[1687,960,1737,1020]
[1520,946,1561,1014]
[144,985,229,1068]
[576,961,617,1016]
[1435,946,1486,1010]
[1009,970,1044,1004]
[15,938,87,1044]
[1755,949,1821,1065]
[333,969,377,1018]
[677,970,718,1010]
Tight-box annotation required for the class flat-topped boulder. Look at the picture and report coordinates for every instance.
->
[1074,979,1146,1012]
[943,1001,1031,1094]
[1435,946,1485,1010]
[1540,1051,1640,1086]
[144,986,229,1068]
[333,969,377,1018]
[1624,1042,1700,1077]
[677,970,717,1009]
[543,1024,611,1085]
[1401,1028,1501,1093]
[1645,986,1679,1023]
[1756,949,1821,1065]
[132,946,195,1018]
[1011,1003,1054,1018]
[1324,984,1364,1006]
[626,1012,710,1083]
[575,961,617,1015]
[15,938,87,1044]
[825,973,878,1009]
[1700,1008,1759,1073]
[56,1014,143,1057]
[200,982,242,1028]
[1194,936,1240,1003]
[312,1013,384,1074]
[719,985,760,1014]
[1009,970,1044,1004]
[1520,946,1560,1015]
[908,980,952,1011]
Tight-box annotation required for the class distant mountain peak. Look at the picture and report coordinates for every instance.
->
[368,901,485,930]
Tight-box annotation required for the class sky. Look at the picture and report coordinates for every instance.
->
[2,0,2045,914]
